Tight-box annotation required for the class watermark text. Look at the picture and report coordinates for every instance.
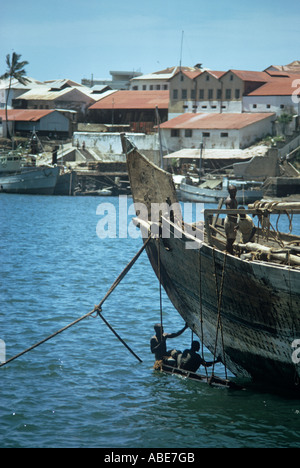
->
[292,79,300,105]
[292,339,300,364]
[96,196,204,250]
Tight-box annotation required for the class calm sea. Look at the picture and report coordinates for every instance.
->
[0,193,300,449]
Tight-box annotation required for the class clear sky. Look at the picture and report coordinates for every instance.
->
[1,0,299,83]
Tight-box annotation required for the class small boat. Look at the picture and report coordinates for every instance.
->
[74,187,113,196]
[179,176,263,204]
[121,133,300,392]
[159,363,244,390]
[0,150,59,195]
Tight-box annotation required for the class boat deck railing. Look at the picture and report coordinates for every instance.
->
[204,203,300,267]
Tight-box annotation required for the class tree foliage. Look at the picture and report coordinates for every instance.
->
[0,52,29,139]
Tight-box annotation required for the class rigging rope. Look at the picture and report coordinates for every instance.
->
[199,247,208,377]
[0,235,152,368]
[212,249,228,379]
[157,238,163,331]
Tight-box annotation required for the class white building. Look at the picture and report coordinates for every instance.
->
[130,66,202,91]
[243,78,300,116]
[82,71,142,90]
[159,112,276,152]
[0,77,42,110]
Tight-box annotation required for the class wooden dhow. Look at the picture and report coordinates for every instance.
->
[121,134,300,391]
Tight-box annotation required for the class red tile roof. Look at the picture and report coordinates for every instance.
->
[224,70,270,82]
[159,113,275,130]
[247,78,300,96]
[207,71,226,79]
[89,90,169,110]
[0,109,55,121]
[181,70,202,79]
[265,61,300,74]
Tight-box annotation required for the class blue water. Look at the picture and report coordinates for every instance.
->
[1,194,300,448]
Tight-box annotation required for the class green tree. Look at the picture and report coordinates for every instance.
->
[0,52,29,139]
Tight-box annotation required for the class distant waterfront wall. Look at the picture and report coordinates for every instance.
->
[73,132,160,165]
[233,151,280,180]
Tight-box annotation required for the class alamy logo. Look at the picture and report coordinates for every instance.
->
[291,339,300,364]
[292,79,300,105]
[96,195,204,250]
[0,339,6,364]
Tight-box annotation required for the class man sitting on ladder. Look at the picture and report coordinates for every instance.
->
[177,341,221,373]
[150,323,188,364]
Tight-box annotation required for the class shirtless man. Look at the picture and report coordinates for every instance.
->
[177,341,220,373]
[224,185,238,255]
[150,323,188,362]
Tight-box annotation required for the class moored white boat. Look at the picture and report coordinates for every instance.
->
[179,177,263,204]
[0,150,59,195]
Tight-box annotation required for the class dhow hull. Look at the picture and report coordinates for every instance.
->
[122,134,300,391]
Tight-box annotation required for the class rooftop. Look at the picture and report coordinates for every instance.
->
[0,109,56,121]
[16,84,96,102]
[89,90,169,110]
[247,78,300,96]
[159,112,276,130]
[225,70,270,82]
[265,60,300,74]
[131,66,205,81]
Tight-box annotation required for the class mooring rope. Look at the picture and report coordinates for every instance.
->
[0,235,152,368]
[157,238,163,331]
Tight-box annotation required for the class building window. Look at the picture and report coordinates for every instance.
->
[253,104,257,109]
[203,132,210,137]
[221,132,228,137]
[191,89,196,100]
[266,104,271,109]
[225,89,231,99]
[217,89,222,99]
[208,89,213,99]
[206,75,210,81]
[230,74,234,81]
[235,89,240,99]
[163,85,168,90]
[180,74,184,82]
[185,129,192,137]
[171,129,180,137]
[173,89,178,99]
[156,85,161,90]
[199,89,204,99]
[132,86,138,90]
[280,104,285,109]
[182,89,187,99]
[150,85,153,90]
[142,85,147,90]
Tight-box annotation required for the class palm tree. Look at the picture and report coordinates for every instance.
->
[0,52,29,139]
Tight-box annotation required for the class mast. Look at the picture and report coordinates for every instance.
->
[199,141,204,183]
[155,106,163,168]
[179,30,184,71]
